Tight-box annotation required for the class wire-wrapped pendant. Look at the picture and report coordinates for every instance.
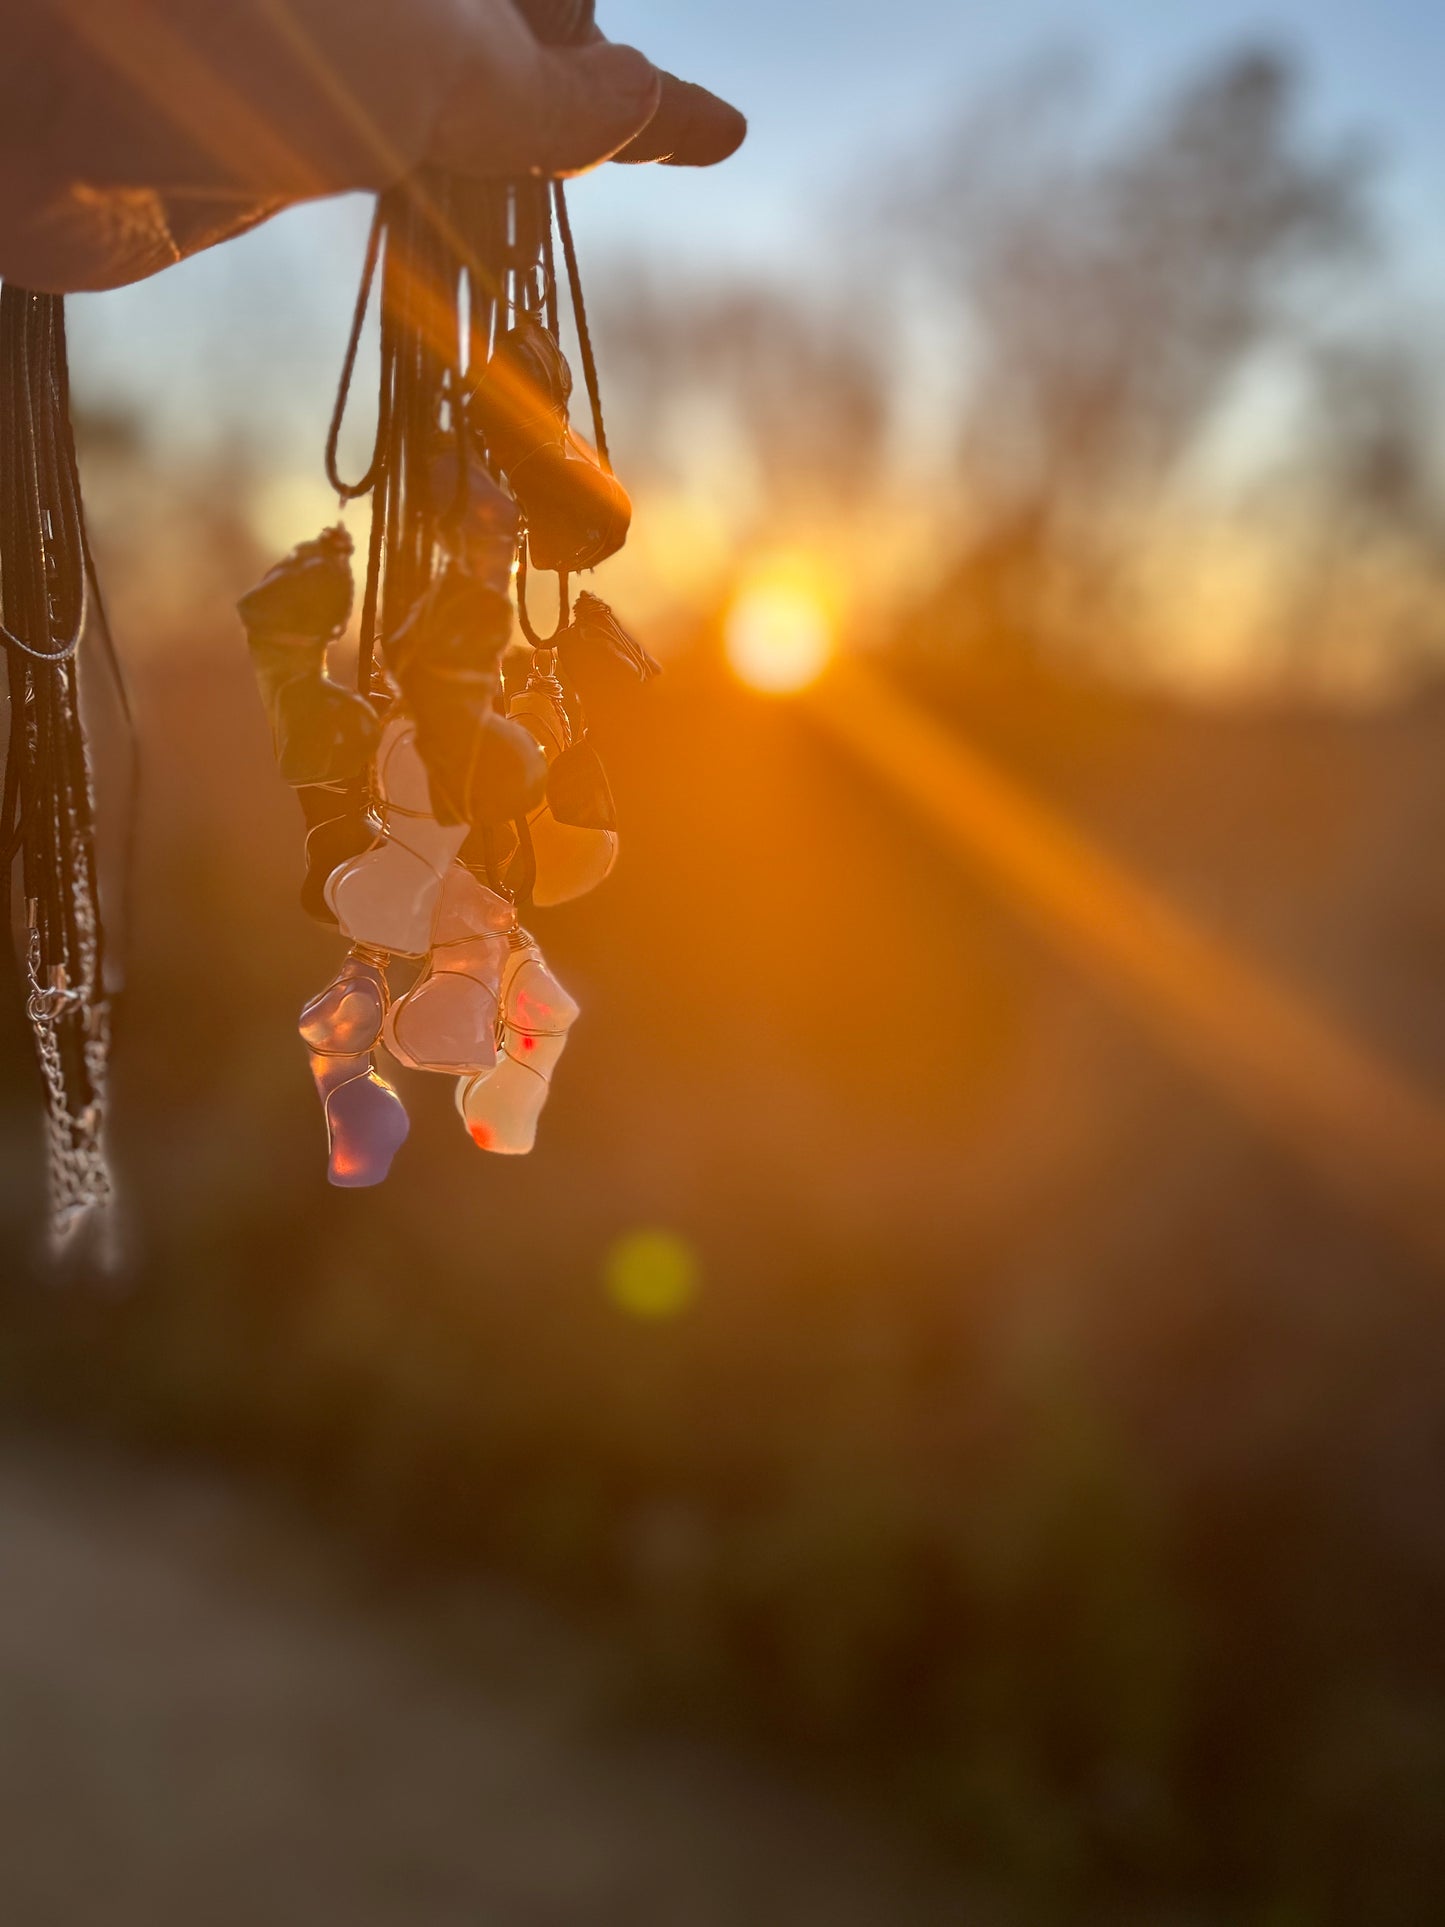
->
[456,935,580,1157]
[239,527,379,788]
[241,163,653,1186]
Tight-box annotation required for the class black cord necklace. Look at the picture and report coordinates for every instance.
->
[0,287,116,1253]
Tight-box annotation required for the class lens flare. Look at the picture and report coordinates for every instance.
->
[725,568,836,695]
[605,1230,700,1321]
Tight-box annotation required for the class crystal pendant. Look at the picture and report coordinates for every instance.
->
[385,869,515,1075]
[325,718,469,957]
[469,319,631,574]
[298,952,409,1189]
[309,1054,411,1189]
[457,938,579,1156]
[239,528,379,787]
[509,683,618,907]
[389,567,548,829]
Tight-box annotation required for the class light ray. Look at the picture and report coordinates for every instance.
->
[806,656,1445,1270]
[55,0,508,310]
[55,0,330,199]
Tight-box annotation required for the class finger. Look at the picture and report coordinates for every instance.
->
[568,22,747,171]
[534,40,664,174]
[611,72,748,169]
[435,36,662,179]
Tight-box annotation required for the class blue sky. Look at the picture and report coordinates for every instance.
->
[69,0,1445,458]
[583,0,1442,265]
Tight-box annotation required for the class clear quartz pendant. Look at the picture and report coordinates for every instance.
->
[385,869,515,1076]
[325,718,469,957]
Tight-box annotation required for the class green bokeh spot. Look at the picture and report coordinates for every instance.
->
[605,1230,701,1321]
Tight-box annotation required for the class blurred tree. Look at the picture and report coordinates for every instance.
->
[593,49,1432,684]
[1308,339,1444,547]
[595,269,889,534]
[1277,337,1445,686]
[906,49,1376,663]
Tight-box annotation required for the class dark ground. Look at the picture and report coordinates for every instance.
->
[0,1436,1005,1927]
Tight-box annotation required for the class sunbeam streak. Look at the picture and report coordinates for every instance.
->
[806,656,1445,1271]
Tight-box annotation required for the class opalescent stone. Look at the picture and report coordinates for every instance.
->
[456,942,579,1157]
[309,1053,410,1190]
[299,956,389,1057]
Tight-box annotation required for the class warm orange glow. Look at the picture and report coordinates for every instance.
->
[805,656,1445,1272]
[725,565,836,695]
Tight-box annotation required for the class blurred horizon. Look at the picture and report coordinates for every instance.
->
[65,14,1445,698]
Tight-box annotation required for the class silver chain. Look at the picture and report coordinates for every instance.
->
[22,664,117,1258]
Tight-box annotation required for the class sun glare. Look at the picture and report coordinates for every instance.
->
[725,567,836,695]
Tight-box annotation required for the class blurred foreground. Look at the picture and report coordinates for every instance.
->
[0,1436,987,1927]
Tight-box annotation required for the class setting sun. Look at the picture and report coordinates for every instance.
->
[725,566,837,694]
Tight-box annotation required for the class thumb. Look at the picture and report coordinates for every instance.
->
[435,37,662,180]
[533,40,663,174]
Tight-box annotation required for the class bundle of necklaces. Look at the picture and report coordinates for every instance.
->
[237,158,656,1188]
[1,0,657,1230]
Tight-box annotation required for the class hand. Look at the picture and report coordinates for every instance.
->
[0,0,746,293]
